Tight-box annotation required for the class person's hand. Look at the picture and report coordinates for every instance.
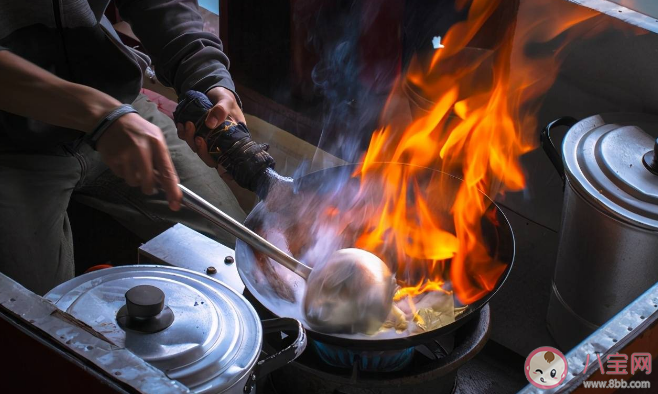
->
[206,86,246,126]
[176,87,246,167]
[96,113,183,211]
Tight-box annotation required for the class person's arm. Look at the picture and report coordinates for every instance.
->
[0,50,182,209]
[115,0,245,153]
[115,0,235,100]
[0,49,121,133]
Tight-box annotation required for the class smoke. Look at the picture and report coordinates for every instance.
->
[292,0,401,163]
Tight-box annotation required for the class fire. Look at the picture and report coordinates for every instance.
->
[344,0,643,304]
[394,280,450,302]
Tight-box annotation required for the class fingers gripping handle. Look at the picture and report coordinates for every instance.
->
[173,90,216,144]
[173,91,276,193]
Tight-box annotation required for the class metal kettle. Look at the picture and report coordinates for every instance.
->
[542,113,658,351]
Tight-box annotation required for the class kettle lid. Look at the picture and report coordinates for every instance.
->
[563,113,658,229]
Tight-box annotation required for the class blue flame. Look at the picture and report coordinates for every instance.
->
[312,340,415,372]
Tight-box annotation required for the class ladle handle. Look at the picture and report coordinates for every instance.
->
[178,184,312,280]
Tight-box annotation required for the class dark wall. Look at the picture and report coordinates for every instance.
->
[223,0,517,158]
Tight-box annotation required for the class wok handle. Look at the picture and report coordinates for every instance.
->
[244,318,307,394]
[540,116,577,188]
[178,184,312,280]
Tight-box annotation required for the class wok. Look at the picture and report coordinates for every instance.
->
[236,163,514,350]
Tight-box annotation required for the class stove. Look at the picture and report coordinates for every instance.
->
[138,224,527,394]
[258,304,490,394]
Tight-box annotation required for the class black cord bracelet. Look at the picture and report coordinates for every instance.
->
[86,104,138,149]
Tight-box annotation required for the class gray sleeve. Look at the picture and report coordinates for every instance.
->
[0,45,9,52]
[115,0,241,106]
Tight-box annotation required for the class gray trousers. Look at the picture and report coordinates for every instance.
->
[0,94,246,295]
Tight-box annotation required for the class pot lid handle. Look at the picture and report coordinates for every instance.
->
[126,285,165,318]
[642,138,658,176]
[117,285,175,333]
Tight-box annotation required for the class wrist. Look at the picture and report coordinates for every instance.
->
[66,82,122,133]
[86,104,139,150]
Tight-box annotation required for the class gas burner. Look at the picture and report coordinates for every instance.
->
[137,224,502,393]
[259,304,490,394]
[311,340,417,372]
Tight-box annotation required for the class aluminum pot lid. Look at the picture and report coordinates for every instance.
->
[563,113,658,230]
[44,265,262,393]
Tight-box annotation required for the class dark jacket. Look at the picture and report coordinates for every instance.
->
[0,0,236,148]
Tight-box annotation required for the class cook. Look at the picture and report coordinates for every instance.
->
[0,0,268,295]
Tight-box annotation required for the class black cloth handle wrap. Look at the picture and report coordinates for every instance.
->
[173,91,275,191]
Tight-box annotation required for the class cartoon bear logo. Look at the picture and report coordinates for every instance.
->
[525,346,568,389]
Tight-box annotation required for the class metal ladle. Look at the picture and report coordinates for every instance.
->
[179,184,396,334]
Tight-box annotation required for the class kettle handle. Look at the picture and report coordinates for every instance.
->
[540,116,577,188]
[244,318,307,393]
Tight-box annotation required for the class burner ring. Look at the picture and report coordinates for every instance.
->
[264,304,490,394]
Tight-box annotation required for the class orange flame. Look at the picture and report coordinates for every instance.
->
[345,0,643,304]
